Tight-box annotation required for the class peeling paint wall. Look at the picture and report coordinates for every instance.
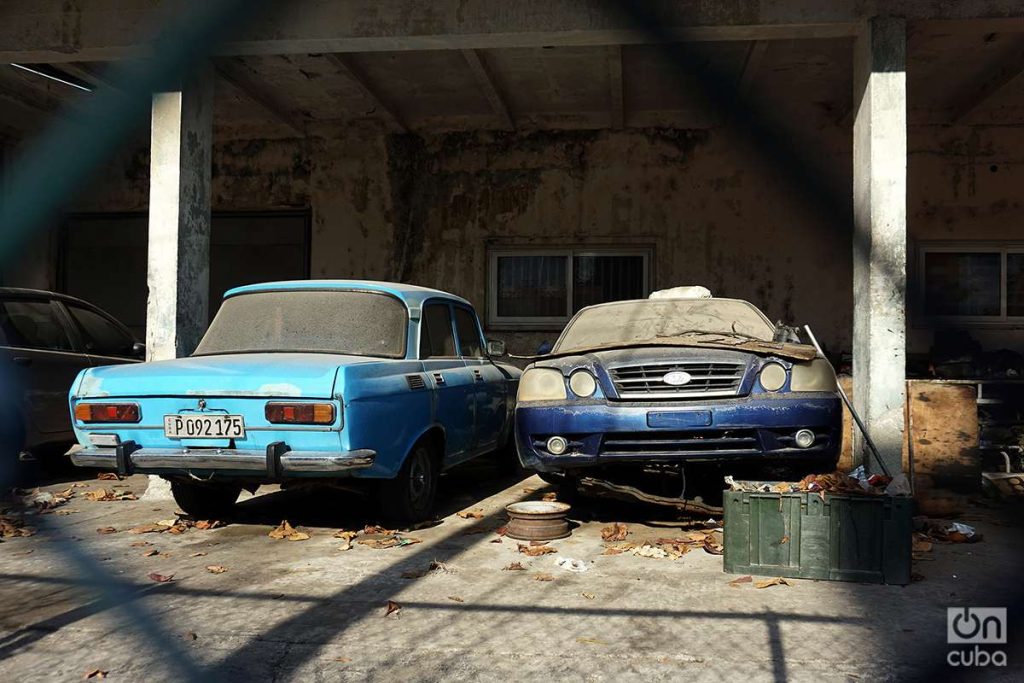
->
[7,120,1024,359]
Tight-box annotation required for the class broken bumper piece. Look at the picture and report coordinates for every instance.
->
[69,440,376,478]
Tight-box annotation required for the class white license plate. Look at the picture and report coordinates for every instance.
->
[164,414,245,439]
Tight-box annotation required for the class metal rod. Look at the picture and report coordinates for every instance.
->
[803,325,893,478]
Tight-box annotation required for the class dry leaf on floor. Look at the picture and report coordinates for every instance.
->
[754,577,790,589]
[147,572,174,583]
[494,526,507,536]
[502,562,526,571]
[205,565,227,574]
[142,549,159,557]
[358,535,421,549]
[534,573,555,582]
[84,488,137,502]
[97,473,120,481]
[541,492,558,502]
[0,516,35,539]
[83,669,108,679]
[189,552,207,557]
[384,600,401,616]
[193,520,223,531]
[600,544,632,556]
[490,538,502,544]
[269,520,309,541]
[129,523,171,534]
[728,575,753,587]
[447,595,464,602]
[518,544,557,557]
[912,538,933,553]
[456,509,484,519]
[96,527,117,535]
[601,523,629,542]
[334,657,352,664]
[576,637,607,646]
[363,524,395,535]
[184,631,198,641]
[581,592,596,600]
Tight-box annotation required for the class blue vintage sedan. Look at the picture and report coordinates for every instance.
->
[515,297,841,498]
[68,280,520,521]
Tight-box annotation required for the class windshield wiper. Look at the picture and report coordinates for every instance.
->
[653,329,764,343]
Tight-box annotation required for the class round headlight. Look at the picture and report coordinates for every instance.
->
[794,429,816,449]
[568,370,597,397]
[759,362,787,391]
[546,436,569,455]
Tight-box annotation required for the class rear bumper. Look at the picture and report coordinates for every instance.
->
[69,440,375,478]
[515,393,841,473]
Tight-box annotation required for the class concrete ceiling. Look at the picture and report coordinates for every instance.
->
[2,24,1024,140]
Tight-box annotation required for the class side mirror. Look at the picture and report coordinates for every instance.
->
[131,342,146,359]
[486,339,507,357]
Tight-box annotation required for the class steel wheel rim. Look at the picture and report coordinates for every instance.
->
[409,450,430,504]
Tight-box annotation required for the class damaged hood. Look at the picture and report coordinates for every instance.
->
[538,333,818,362]
[72,353,376,399]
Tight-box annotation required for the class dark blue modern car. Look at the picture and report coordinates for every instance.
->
[514,297,842,498]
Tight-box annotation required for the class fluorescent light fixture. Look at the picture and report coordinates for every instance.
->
[10,63,92,92]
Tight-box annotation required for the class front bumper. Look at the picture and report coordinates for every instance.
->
[69,440,376,478]
[515,393,841,473]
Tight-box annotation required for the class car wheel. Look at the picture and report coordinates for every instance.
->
[170,480,242,519]
[380,442,438,523]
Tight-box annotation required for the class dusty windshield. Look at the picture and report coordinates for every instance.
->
[554,299,775,354]
[194,290,408,358]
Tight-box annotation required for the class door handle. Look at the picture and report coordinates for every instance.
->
[473,370,484,382]
[12,357,32,367]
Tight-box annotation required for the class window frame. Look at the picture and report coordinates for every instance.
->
[917,242,1024,326]
[59,300,137,359]
[418,299,461,361]
[452,304,486,359]
[486,247,653,329]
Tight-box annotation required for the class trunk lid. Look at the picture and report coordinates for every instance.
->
[74,353,372,399]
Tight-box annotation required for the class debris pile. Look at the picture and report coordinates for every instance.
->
[725,468,911,498]
[601,524,724,559]
[916,518,982,544]
[0,514,34,539]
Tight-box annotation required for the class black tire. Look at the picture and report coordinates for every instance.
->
[380,442,439,523]
[170,480,242,519]
[492,434,524,475]
[536,471,565,486]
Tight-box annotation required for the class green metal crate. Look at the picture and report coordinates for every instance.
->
[723,489,913,585]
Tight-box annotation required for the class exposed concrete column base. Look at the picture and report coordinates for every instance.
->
[852,17,907,475]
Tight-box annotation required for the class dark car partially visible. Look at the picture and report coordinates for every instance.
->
[0,288,142,479]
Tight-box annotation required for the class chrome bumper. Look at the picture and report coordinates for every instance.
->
[69,440,375,477]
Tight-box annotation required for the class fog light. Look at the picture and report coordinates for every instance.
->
[794,429,815,449]
[546,436,569,455]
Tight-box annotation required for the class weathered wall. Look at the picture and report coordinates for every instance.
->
[6,120,1024,359]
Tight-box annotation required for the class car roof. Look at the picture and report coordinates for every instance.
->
[0,286,97,307]
[223,280,472,309]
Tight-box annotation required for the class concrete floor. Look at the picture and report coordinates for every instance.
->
[1,462,1022,682]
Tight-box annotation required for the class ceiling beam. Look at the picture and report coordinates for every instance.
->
[323,53,407,132]
[213,58,306,136]
[737,41,769,96]
[608,45,624,129]
[950,40,1024,122]
[50,62,119,92]
[461,49,514,131]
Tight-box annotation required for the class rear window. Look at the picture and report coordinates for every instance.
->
[194,290,408,358]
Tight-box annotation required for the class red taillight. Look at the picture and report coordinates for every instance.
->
[74,402,141,423]
[265,402,335,425]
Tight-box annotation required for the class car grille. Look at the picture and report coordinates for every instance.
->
[608,361,747,399]
[600,429,760,457]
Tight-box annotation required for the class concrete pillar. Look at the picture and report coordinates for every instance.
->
[852,17,907,475]
[146,65,213,361]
